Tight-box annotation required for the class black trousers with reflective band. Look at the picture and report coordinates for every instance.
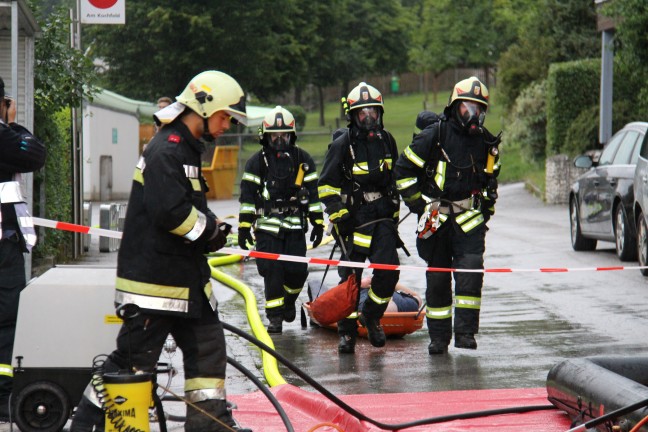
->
[0,237,26,399]
[417,223,485,340]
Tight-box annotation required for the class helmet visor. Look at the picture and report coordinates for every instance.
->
[459,101,484,122]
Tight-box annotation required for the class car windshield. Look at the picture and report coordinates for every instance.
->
[598,132,625,166]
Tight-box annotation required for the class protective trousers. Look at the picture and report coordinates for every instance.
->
[71,300,233,432]
[0,237,26,401]
[416,223,485,342]
[255,230,307,319]
[338,221,400,337]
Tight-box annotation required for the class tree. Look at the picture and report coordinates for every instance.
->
[498,0,599,111]
[604,0,648,116]
[28,1,98,263]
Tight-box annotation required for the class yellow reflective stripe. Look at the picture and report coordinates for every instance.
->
[240,203,256,214]
[455,295,481,310]
[456,210,484,233]
[352,161,369,174]
[404,191,422,203]
[189,178,201,191]
[434,161,446,190]
[266,298,284,309]
[426,305,452,319]
[368,287,391,305]
[283,285,302,295]
[183,165,200,178]
[396,177,417,191]
[346,311,359,319]
[313,219,324,225]
[242,172,261,184]
[353,232,371,248]
[404,146,425,168]
[170,207,197,236]
[239,221,252,229]
[318,184,341,199]
[262,188,270,200]
[204,281,218,311]
[133,167,144,185]
[304,172,318,182]
[185,377,225,392]
[185,378,226,402]
[309,202,323,212]
[0,364,13,377]
[116,277,190,300]
[171,208,207,241]
[392,209,400,219]
[115,291,188,314]
[330,209,349,222]
[383,157,393,170]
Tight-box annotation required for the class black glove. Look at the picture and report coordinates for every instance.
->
[310,224,324,248]
[206,222,231,252]
[407,197,427,216]
[334,215,354,238]
[486,177,498,201]
[238,227,254,250]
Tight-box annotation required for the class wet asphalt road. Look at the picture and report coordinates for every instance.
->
[218,182,648,396]
[3,182,648,431]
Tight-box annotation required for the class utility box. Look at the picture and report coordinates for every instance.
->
[203,145,239,200]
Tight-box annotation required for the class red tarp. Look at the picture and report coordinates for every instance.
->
[229,384,572,431]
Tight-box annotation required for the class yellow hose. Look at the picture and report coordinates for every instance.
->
[208,255,287,387]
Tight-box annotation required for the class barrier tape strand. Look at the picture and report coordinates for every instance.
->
[33,217,643,274]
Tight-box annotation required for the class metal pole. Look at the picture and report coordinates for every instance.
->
[70,2,84,258]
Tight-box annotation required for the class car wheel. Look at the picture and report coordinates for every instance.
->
[570,198,597,251]
[637,213,648,276]
[615,205,637,261]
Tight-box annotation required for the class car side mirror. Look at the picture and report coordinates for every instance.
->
[574,155,593,169]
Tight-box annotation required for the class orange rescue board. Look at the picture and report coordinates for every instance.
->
[302,302,424,338]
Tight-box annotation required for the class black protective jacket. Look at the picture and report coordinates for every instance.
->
[394,117,500,233]
[0,120,46,236]
[115,120,219,318]
[239,145,323,235]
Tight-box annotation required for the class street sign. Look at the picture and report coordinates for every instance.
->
[80,0,125,25]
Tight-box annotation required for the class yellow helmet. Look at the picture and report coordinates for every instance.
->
[176,70,247,125]
[448,76,489,109]
[261,106,296,134]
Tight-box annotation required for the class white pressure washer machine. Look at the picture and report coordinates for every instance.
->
[11,266,123,431]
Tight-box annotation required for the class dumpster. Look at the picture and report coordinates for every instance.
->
[203,145,239,199]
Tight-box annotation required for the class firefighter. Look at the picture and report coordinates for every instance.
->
[0,76,46,421]
[394,76,501,355]
[237,106,324,334]
[318,82,401,354]
[70,71,251,432]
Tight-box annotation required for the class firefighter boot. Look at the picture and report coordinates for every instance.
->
[70,395,106,432]
[428,339,449,355]
[185,399,252,432]
[338,334,356,354]
[455,333,477,350]
[267,316,283,334]
[359,315,386,348]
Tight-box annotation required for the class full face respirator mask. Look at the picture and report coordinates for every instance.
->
[456,101,486,135]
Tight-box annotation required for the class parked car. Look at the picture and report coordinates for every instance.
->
[569,122,648,261]
[631,122,648,275]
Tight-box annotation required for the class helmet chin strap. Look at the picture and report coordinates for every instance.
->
[202,118,215,143]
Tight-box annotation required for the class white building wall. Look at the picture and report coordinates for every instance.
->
[82,104,139,201]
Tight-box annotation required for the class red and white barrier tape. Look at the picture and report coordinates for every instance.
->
[33,217,123,239]
[33,217,641,273]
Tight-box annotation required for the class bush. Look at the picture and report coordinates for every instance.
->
[505,80,547,162]
[284,105,306,131]
[546,59,601,156]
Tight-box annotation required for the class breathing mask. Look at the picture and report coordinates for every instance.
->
[456,101,486,135]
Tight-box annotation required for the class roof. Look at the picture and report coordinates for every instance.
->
[86,88,272,127]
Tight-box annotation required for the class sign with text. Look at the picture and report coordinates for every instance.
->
[80,0,125,25]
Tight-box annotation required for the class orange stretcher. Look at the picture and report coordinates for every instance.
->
[302,302,424,338]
